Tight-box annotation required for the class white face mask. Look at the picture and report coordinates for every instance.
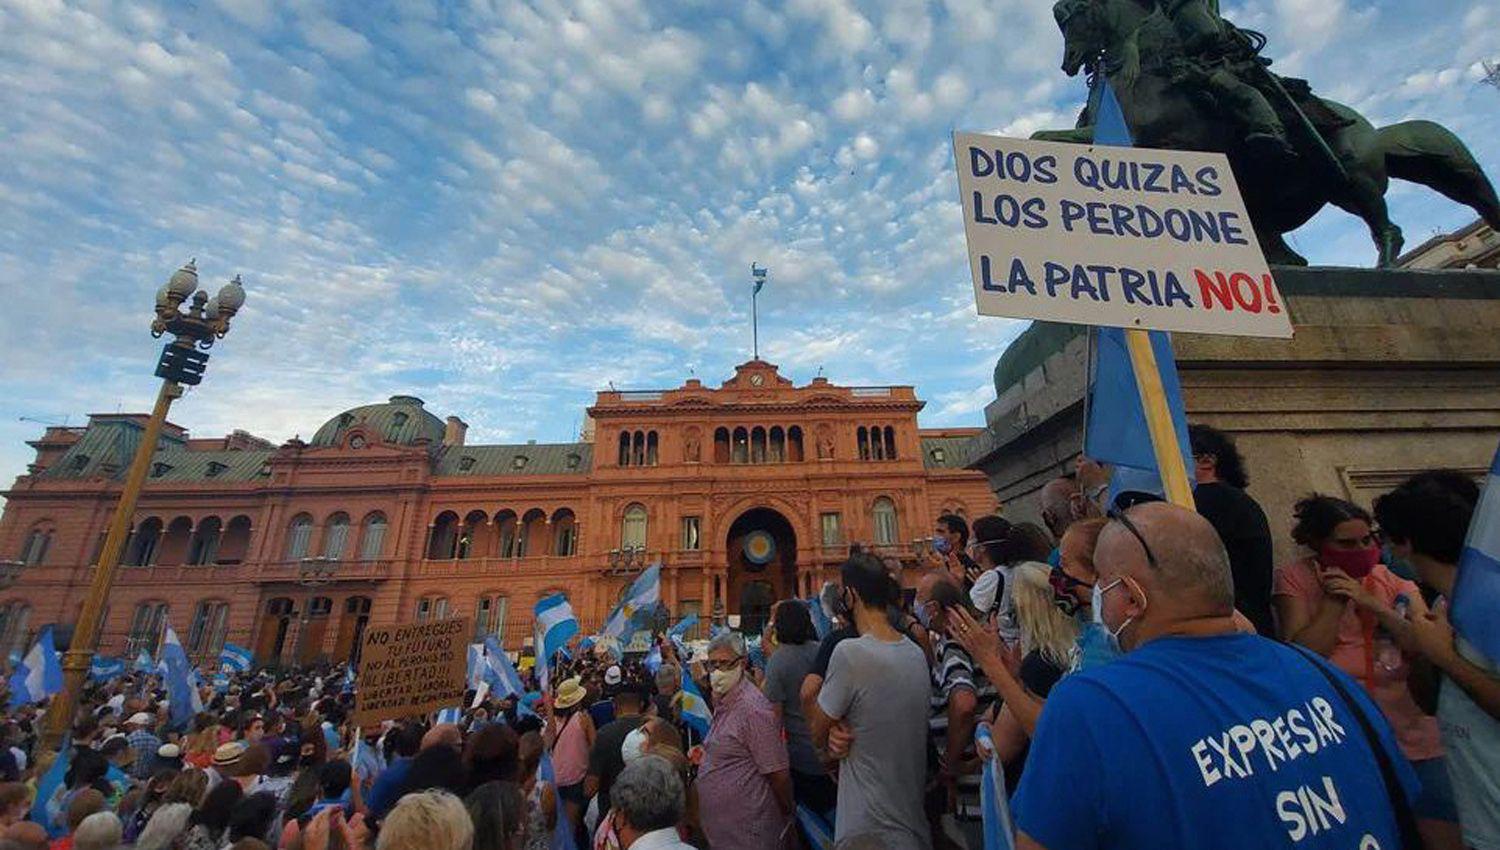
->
[621,727,648,764]
[709,665,743,696]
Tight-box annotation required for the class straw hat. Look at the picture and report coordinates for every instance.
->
[212,742,245,771]
[554,677,587,710]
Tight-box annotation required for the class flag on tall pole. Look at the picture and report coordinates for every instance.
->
[602,564,661,640]
[751,263,768,359]
[1082,81,1195,509]
[1453,442,1500,665]
[7,626,62,710]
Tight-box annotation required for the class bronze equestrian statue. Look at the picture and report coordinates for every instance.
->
[1033,0,1500,266]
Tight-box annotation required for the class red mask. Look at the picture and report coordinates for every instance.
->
[1319,545,1380,579]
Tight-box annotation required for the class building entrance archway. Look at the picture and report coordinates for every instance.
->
[725,507,796,634]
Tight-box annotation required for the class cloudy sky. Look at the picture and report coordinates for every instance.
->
[0,0,1495,485]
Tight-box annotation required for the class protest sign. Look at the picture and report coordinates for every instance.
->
[352,616,470,727]
[952,133,1292,338]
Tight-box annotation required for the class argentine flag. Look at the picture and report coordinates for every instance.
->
[483,635,526,699]
[602,564,661,640]
[7,626,63,709]
[89,655,126,683]
[1454,443,1500,665]
[668,613,698,639]
[160,624,204,730]
[219,642,253,673]
[679,666,713,739]
[133,649,154,673]
[534,593,579,691]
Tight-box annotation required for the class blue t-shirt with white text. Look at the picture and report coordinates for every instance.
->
[1014,633,1417,850]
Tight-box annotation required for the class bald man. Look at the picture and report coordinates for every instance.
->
[1012,502,1419,850]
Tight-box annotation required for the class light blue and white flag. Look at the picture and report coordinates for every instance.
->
[1454,442,1500,665]
[89,655,126,683]
[7,626,63,710]
[160,624,203,731]
[806,596,833,640]
[133,650,154,673]
[538,750,579,850]
[643,644,663,676]
[31,738,69,837]
[436,706,462,725]
[219,642,253,673]
[602,564,661,640]
[796,804,835,850]
[533,593,579,691]
[667,613,698,640]
[483,635,526,699]
[679,666,712,740]
[977,724,1016,850]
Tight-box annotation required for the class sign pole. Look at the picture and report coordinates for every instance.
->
[1123,329,1195,508]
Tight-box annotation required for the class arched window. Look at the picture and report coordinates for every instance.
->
[884,426,897,460]
[646,431,659,466]
[769,427,785,463]
[621,504,648,550]
[458,510,489,559]
[187,517,222,566]
[788,426,805,462]
[285,514,314,560]
[872,497,898,546]
[218,515,253,565]
[857,427,870,461]
[732,427,749,464]
[126,601,169,657]
[358,513,387,560]
[552,509,577,556]
[750,427,767,463]
[427,511,460,560]
[0,602,31,661]
[869,425,885,460]
[126,517,164,566]
[618,432,631,466]
[497,511,520,558]
[18,526,51,566]
[475,594,510,641]
[518,509,546,558]
[187,600,230,657]
[713,428,731,464]
[322,513,351,559]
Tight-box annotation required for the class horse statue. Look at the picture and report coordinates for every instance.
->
[1032,0,1500,266]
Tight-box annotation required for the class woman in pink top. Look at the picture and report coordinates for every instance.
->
[544,677,595,847]
[1274,495,1462,850]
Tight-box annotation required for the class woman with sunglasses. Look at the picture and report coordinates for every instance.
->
[1274,494,1461,850]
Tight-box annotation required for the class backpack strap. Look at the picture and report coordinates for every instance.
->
[1289,643,1422,850]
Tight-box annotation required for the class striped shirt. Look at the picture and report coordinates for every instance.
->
[929,636,998,819]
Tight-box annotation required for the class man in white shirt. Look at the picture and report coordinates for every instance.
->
[609,754,697,850]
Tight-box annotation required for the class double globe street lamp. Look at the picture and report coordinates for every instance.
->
[43,260,246,749]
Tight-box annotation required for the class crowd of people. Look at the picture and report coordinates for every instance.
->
[0,424,1497,850]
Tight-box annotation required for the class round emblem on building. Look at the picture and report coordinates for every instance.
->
[743,530,776,566]
[750,373,765,386]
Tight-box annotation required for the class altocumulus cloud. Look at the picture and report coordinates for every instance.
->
[0,0,1495,488]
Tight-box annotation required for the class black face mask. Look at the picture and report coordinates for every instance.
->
[1052,590,1083,618]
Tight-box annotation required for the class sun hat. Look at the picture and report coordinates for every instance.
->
[604,665,622,686]
[212,742,245,770]
[127,712,154,727]
[554,677,587,710]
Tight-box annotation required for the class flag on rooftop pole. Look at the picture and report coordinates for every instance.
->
[601,564,661,640]
[7,626,62,710]
[1082,81,1194,509]
[219,642,253,673]
[160,624,203,731]
[1452,442,1500,665]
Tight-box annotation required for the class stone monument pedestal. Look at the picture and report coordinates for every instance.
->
[964,265,1500,566]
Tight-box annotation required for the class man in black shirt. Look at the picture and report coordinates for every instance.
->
[585,683,648,814]
[1189,424,1276,636]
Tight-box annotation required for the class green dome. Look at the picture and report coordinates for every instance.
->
[310,395,445,447]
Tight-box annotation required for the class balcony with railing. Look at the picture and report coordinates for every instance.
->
[247,557,394,584]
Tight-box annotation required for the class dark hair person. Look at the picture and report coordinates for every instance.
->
[1275,494,1461,846]
[1188,422,1275,636]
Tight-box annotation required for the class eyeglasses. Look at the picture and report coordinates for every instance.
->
[705,658,742,672]
[1106,505,1159,569]
[1048,564,1093,597]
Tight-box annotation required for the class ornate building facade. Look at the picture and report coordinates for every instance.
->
[0,360,994,665]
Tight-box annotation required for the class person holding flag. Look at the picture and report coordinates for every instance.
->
[602,564,661,641]
[534,593,580,692]
[158,624,203,732]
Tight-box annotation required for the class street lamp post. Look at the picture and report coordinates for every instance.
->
[289,557,337,667]
[42,260,245,750]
